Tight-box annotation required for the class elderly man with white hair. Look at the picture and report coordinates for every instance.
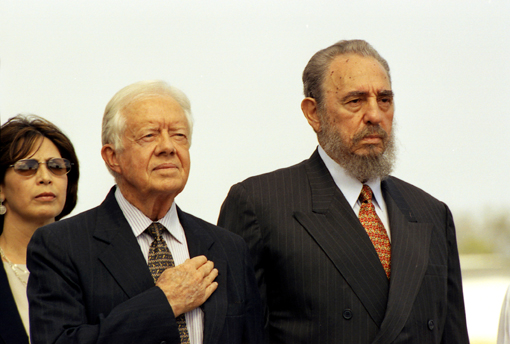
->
[27,80,264,344]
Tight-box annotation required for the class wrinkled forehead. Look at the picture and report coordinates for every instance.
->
[328,54,389,80]
[325,54,391,91]
[121,97,188,141]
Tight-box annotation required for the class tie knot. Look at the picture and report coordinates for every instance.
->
[360,184,373,203]
[145,222,166,240]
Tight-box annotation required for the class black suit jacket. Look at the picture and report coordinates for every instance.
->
[218,149,469,344]
[0,264,29,344]
[27,187,264,344]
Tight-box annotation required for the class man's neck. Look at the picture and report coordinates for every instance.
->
[116,185,175,221]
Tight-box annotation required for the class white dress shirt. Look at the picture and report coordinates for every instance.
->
[115,187,204,344]
[318,145,391,241]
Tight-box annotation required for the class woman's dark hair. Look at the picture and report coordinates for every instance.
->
[0,114,80,227]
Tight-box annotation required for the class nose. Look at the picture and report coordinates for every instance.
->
[155,132,176,155]
[36,163,53,185]
[363,98,384,125]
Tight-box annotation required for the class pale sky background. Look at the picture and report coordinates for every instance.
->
[1,0,510,341]
[2,0,509,225]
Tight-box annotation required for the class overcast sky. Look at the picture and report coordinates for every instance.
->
[1,0,509,225]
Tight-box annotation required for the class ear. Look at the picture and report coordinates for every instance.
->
[101,144,122,174]
[301,97,322,133]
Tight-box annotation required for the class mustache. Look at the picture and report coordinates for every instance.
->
[351,125,388,145]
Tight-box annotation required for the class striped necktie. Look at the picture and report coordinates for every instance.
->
[146,222,190,343]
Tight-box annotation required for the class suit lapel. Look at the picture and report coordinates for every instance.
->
[371,178,432,344]
[293,150,389,326]
[94,188,154,298]
[92,191,229,343]
[178,210,227,344]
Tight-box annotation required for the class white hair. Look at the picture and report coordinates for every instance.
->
[101,80,194,177]
[102,80,193,150]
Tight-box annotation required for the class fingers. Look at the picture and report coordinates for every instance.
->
[186,255,208,268]
[198,259,215,277]
[156,256,219,316]
[184,256,216,278]
[205,281,219,300]
[203,266,218,283]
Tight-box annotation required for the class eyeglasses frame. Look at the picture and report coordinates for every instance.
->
[8,158,74,177]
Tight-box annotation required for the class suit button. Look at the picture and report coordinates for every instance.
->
[342,309,353,320]
[160,341,167,344]
[428,319,435,330]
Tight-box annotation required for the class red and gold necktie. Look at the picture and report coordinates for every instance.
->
[358,185,391,279]
[146,222,190,344]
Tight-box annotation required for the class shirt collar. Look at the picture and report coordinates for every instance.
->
[114,186,185,243]
[317,145,385,209]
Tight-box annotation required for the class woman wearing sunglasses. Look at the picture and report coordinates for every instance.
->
[0,114,79,344]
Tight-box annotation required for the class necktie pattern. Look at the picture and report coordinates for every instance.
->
[358,185,391,279]
[146,222,190,344]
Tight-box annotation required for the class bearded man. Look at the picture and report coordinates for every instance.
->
[217,40,469,344]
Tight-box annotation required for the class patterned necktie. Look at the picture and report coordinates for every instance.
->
[146,222,190,344]
[358,185,391,279]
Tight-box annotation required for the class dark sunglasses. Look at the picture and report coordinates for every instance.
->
[9,158,73,177]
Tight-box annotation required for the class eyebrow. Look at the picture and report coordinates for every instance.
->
[342,91,367,101]
[378,90,394,98]
[341,90,394,102]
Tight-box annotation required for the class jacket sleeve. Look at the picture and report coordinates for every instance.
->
[441,206,470,344]
[240,235,266,344]
[27,227,182,344]
[218,183,267,311]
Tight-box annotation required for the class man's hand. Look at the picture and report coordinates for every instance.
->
[156,255,218,317]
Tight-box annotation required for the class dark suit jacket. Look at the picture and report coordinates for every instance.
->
[0,264,29,344]
[218,149,469,344]
[27,187,264,344]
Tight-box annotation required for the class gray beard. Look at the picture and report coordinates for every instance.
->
[318,122,396,182]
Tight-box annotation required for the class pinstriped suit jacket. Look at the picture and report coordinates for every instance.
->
[27,187,264,344]
[218,149,469,344]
